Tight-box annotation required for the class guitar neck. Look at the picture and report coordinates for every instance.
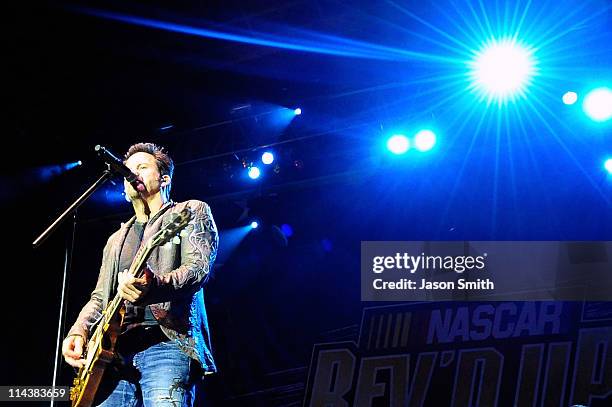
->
[100,242,153,327]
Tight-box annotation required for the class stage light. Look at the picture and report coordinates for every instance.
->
[294,108,302,115]
[261,151,274,165]
[40,160,82,180]
[414,130,436,152]
[64,161,82,171]
[280,224,294,237]
[250,221,259,229]
[562,92,578,105]
[387,134,409,155]
[248,166,261,179]
[583,87,612,122]
[605,158,612,174]
[469,38,536,104]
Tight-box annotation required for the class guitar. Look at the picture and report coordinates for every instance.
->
[69,208,192,407]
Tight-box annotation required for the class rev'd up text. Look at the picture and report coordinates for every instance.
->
[305,301,610,406]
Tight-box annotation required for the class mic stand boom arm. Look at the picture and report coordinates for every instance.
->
[32,165,113,248]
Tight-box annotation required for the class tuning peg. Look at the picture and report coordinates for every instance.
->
[173,235,181,244]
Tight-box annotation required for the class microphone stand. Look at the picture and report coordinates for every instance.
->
[32,164,114,407]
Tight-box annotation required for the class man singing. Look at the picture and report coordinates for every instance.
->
[62,142,218,406]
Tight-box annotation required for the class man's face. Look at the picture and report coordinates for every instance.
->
[123,152,165,199]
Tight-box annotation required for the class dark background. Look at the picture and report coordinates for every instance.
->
[5,0,611,405]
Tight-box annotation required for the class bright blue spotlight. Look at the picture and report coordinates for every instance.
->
[469,38,536,105]
[562,91,578,105]
[294,108,302,115]
[250,221,259,229]
[40,161,82,180]
[261,152,274,165]
[64,161,82,171]
[583,87,612,122]
[280,224,293,237]
[605,158,612,174]
[414,130,437,152]
[248,166,261,179]
[386,134,409,155]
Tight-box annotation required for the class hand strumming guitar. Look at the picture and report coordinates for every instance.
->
[62,335,86,368]
[117,265,154,304]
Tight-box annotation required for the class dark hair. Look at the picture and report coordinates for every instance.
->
[125,142,174,178]
[124,142,174,196]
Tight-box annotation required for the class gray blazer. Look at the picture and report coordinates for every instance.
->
[67,200,219,373]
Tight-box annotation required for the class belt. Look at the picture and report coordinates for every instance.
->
[117,325,168,353]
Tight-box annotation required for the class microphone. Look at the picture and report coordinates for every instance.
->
[95,145,146,192]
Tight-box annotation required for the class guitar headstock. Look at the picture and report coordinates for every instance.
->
[148,208,193,249]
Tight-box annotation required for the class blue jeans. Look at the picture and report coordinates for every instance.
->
[95,337,197,407]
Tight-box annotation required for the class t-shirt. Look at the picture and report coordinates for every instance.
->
[116,220,158,332]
